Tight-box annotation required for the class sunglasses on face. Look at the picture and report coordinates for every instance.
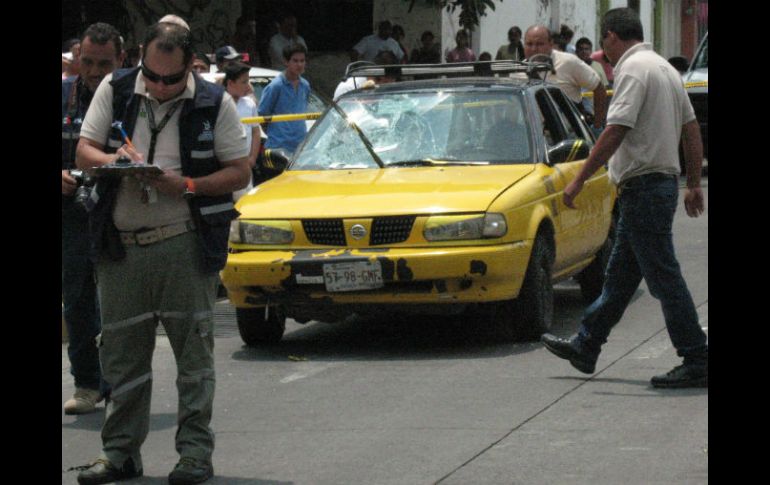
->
[141,64,187,85]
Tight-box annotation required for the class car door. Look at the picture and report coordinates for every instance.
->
[543,86,612,270]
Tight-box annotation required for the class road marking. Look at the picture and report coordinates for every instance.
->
[280,362,337,384]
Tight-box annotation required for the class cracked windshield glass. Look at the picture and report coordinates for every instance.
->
[291,90,532,170]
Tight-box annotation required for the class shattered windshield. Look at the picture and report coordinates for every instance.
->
[291,89,532,170]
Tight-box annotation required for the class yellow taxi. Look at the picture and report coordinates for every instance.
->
[222,61,616,345]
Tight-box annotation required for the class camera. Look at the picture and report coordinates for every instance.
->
[69,169,96,212]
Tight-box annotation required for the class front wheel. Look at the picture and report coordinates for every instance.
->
[236,306,286,346]
[489,234,554,342]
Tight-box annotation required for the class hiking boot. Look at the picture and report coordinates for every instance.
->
[651,364,708,388]
[168,457,214,484]
[541,333,599,374]
[64,388,103,415]
[77,457,142,485]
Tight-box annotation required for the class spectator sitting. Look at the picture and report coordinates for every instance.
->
[351,20,404,63]
[410,30,441,64]
[496,26,525,61]
[268,14,307,69]
[446,29,476,63]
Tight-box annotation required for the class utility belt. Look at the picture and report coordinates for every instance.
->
[617,172,678,195]
[119,220,196,247]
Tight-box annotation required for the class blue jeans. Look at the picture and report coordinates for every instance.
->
[62,200,106,393]
[577,173,708,365]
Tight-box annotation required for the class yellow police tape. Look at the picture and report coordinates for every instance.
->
[582,81,706,98]
[241,112,323,124]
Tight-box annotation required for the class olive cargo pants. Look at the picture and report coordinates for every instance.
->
[95,231,219,470]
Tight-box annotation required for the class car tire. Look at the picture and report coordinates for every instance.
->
[236,306,286,346]
[489,233,554,342]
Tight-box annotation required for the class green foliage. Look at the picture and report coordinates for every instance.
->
[405,0,501,31]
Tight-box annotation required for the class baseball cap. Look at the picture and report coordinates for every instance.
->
[223,62,251,82]
[215,45,241,62]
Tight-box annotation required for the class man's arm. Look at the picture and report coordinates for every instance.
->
[591,82,607,129]
[76,137,121,169]
[563,124,630,208]
[681,119,704,217]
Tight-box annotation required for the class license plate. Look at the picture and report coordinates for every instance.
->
[323,261,384,292]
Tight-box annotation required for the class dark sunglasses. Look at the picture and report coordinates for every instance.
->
[141,64,187,85]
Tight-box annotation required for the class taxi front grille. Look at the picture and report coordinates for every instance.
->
[370,216,416,245]
[302,216,416,246]
[302,219,346,246]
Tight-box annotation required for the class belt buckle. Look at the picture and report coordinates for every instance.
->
[135,227,162,246]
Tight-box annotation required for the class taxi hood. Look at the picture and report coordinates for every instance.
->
[236,165,535,218]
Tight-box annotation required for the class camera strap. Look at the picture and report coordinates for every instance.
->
[143,97,183,165]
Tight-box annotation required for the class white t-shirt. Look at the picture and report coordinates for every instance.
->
[268,34,307,69]
[353,34,404,62]
[549,49,601,103]
[333,77,370,100]
[606,43,696,185]
[232,96,259,201]
[80,72,248,231]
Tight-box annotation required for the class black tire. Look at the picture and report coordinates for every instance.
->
[236,306,286,346]
[489,233,554,342]
[576,237,610,303]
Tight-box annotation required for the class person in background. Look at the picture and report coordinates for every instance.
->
[478,51,492,61]
[409,30,441,64]
[591,45,614,87]
[215,45,242,72]
[74,20,249,485]
[668,55,689,76]
[259,43,310,154]
[268,13,307,69]
[524,24,607,134]
[62,38,81,79]
[541,8,707,389]
[192,52,211,74]
[496,26,525,61]
[334,50,399,100]
[231,16,259,66]
[575,36,609,125]
[351,20,404,63]
[391,24,409,63]
[560,24,576,53]
[61,22,124,417]
[446,29,476,63]
[224,62,261,200]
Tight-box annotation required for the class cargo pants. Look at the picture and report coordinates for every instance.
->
[94,230,219,470]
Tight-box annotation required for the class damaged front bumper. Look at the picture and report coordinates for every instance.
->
[221,242,533,311]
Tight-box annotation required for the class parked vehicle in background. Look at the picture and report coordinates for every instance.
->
[682,32,707,172]
[220,60,617,346]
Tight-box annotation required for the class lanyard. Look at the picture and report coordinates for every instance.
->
[142,97,183,164]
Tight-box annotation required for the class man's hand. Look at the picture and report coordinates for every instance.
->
[142,169,186,198]
[563,179,583,209]
[62,170,78,196]
[684,187,704,217]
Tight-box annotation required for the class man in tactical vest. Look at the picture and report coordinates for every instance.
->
[62,22,124,416]
[75,21,250,485]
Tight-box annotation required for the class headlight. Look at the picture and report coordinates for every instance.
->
[423,213,507,241]
[229,220,294,244]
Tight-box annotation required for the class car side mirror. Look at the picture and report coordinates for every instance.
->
[547,138,590,165]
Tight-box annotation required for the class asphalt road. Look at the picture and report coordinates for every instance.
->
[62,180,708,485]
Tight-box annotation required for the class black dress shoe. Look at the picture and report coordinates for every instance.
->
[168,457,214,484]
[77,457,142,485]
[651,364,707,388]
[541,333,598,374]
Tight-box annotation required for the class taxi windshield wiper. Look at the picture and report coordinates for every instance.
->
[387,158,490,167]
[328,99,384,168]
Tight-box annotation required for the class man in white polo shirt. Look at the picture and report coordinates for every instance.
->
[540,8,707,389]
[524,25,607,134]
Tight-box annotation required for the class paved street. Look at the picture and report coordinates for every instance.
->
[62,180,707,485]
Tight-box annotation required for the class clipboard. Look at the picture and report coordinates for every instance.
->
[86,162,163,178]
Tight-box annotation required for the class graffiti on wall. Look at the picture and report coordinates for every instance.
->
[123,0,241,53]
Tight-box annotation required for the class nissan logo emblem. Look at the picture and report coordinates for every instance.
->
[350,224,367,240]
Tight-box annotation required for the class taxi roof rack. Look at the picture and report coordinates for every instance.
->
[344,59,553,81]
